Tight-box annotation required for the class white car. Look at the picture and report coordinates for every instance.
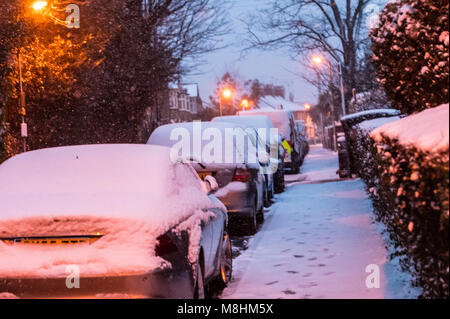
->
[0,144,232,299]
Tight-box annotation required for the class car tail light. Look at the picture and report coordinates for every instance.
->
[155,234,178,256]
[232,168,251,183]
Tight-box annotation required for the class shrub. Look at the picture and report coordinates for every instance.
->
[371,0,449,114]
[341,109,401,174]
[345,107,449,298]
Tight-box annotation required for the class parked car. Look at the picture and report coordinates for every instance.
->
[211,115,282,202]
[238,109,303,173]
[148,122,265,235]
[0,144,232,299]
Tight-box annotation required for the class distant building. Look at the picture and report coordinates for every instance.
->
[167,82,203,123]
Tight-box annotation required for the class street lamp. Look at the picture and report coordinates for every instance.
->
[32,1,48,11]
[219,88,232,116]
[312,55,346,117]
[240,99,250,110]
[312,55,346,150]
[304,103,311,111]
[17,1,49,152]
[17,1,75,152]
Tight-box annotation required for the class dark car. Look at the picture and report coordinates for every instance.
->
[148,122,265,235]
[0,144,232,299]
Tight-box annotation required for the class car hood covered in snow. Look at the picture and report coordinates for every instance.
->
[0,144,223,278]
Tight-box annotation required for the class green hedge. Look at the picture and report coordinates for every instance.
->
[345,121,449,298]
[341,109,401,175]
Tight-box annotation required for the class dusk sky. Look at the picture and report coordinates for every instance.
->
[186,0,318,106]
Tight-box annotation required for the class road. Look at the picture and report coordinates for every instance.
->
[221,145,420,299]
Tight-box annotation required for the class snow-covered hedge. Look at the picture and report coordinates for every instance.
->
[345,104,449,298]
[371,0,449,114]
[341,109,401,174]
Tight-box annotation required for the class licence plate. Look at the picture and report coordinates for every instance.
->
[0,234,103,245]
[198,172,212,180]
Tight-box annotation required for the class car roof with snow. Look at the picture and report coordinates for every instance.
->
[0,144,221,225]
[147,121,260,167]
[212,115,277,146]
[238,109,293,138]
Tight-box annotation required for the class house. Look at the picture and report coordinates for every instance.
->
[167,83,203,123]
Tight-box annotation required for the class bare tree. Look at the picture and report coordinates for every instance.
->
[246,0,378,113]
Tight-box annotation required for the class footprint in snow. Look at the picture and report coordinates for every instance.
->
[265,281,278,286]
[308,257,318,261]
[273,264,283,267]
[293,255,304,258]
[282,249,291,253]
[287,270,299,274]
[282,289,297,295]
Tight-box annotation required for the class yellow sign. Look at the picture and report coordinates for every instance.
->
[282,140,292,154]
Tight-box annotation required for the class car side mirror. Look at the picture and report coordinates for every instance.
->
[202,175,219,194]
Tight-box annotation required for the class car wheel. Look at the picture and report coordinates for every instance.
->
[274,170,284,194]
[218,231,233,287]
[193,259,205,299]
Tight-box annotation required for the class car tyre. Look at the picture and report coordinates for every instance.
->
[193,259,205,299]
[218,231,233,287]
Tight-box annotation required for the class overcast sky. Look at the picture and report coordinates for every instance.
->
[186,0,318,106]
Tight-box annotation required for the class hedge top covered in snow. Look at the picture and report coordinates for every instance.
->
[0,144,220,224]
[371,104,449,153]
[358,116,401,132]
[341,108,401,122]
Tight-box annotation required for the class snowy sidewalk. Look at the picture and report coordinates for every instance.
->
[222,145,417,299]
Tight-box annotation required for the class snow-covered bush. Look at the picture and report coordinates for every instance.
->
[371,0,449,114]
[345,104,449,298]
[341,109,401,174]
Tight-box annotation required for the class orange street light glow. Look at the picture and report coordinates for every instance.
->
[222,88,232,99]
[312,56,323,65]
[32,1,48,11]
[240,99,250,109]
[304,103,311,110]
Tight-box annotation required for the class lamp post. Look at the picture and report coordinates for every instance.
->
[17,1,79,152]
[312,55,344,150]
[16,1,49,152]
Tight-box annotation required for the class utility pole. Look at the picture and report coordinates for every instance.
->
[18,50,27,153]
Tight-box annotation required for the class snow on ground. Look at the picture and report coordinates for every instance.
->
[285,145,339,185]
[222,146,420,299]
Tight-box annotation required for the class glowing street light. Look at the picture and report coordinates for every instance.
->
[304,103,311,111]
[312,56,323,66]
[240,99,250,110]
[219,88,233,116]
[32,1,48,11]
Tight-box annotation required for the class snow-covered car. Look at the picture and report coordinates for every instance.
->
[0,144,232,299]
[238,109,303,173]
[147,122,265,235]
[212,115,284,198]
